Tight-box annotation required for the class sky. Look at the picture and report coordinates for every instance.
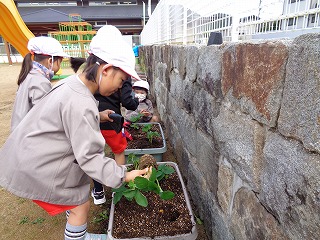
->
[173,0,284,20]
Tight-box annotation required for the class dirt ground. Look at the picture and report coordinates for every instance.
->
[0,63,208,240]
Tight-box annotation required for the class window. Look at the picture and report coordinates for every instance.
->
[310,14,316,23]
[288,18,296,26]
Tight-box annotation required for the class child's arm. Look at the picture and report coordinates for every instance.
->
[141,99,154,121]
[120,79,139,111]
[29,78,52,106]
[125,109,139,122]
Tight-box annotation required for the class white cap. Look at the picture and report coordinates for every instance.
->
[133,80,149,91]
[27,36,69,58]
[89,25,141,81]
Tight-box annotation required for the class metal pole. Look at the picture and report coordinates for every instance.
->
[142,1,146,26]
[4,39,13,66]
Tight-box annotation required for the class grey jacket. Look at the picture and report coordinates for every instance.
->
[11,69,52,132]
[125,98,154,122]
[0,75,126,205]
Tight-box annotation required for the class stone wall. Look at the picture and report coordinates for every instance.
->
[139,33,320,240]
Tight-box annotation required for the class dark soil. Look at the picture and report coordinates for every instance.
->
[126,123,164,149]
[105,169,195,239]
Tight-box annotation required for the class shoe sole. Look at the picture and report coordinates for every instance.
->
[91,191,106,205]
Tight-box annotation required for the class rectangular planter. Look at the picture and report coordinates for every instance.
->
[107,162,198,240]
[124,122,167,162]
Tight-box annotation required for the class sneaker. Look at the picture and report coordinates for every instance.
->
[85,232,107,240]
[91,188,106,205]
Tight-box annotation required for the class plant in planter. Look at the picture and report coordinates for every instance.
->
[113,154,175,207]
[106,154,198,240]
[124,120,166,162]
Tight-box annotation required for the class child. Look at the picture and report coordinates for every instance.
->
[92,77,139,205]
[125,80,159,122]
[0,25,147,240]
[11,36,69,131]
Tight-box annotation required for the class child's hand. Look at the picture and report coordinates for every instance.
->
[124,168,149,182]
[140,109,150,117]
[99,109,115,122]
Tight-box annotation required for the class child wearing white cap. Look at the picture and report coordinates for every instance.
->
[0,25,147,240]
[10,36,69,131]
[125,80,160,123]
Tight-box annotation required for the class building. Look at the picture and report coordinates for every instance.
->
[15,0,159,37]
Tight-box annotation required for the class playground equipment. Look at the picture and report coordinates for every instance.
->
[0,0,34,57]
[49,14,96,67]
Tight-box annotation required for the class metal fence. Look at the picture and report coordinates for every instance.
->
[140,0,320,45]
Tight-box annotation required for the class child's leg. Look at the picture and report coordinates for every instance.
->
[114,151,125,165]
[93,179,104,192]
[91,179,106,205]
[65,200,107,240]
[64,200,90,240]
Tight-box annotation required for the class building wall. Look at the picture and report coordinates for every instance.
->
[139,33,320,240]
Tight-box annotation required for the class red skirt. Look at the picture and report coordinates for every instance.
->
[33,200,77,216]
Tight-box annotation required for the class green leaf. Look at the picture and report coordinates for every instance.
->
[113,192,123,204]
[142,124,152,133]
[195,216,203,225]
[134,176,149,189]
[128,180,136,189]
[156,171,165,181]
[123,189,137,199]
[112,184,127,193]
[158,164,165,171]
[159,190,175,200]
[134,191,148,207]
[32,217,45,224]
[19,216,29,225]
[148,181,160,194]
[162,165,175,174]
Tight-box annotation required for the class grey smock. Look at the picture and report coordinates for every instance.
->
[125,98,154,122]
[0,75,126,205]
[11,69,52,132]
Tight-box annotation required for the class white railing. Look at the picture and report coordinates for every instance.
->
[140,0,320,45]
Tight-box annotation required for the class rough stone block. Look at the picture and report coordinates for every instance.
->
[261,131,320,239]
[278,33,320,153]
[217,163,234,214]
[188,161,234,240]
[231,188,289,240]
[172,45,187,79]
[186,45,200,82]
[212,106,266,190]
[196,129,220,195]
[222,41,288,127]
[193,87,221,136]
[197,45,223,97]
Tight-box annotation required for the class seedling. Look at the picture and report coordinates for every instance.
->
[32,217,45,224]
[142,124,152,133]
[129,113,144,123]
[141,123,160,143]
[127,153,140,170]
[147,131,160,144]
[112,156,175,207]
[92,210,109,223]
[19,216,29,225]
[131,123,140,130]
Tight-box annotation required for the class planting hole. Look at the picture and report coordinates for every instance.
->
[160,204,180,222]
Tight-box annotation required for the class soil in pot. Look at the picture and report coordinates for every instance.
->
[104,157,194,239]
[107,173,194,239]
[126,124,164,149]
